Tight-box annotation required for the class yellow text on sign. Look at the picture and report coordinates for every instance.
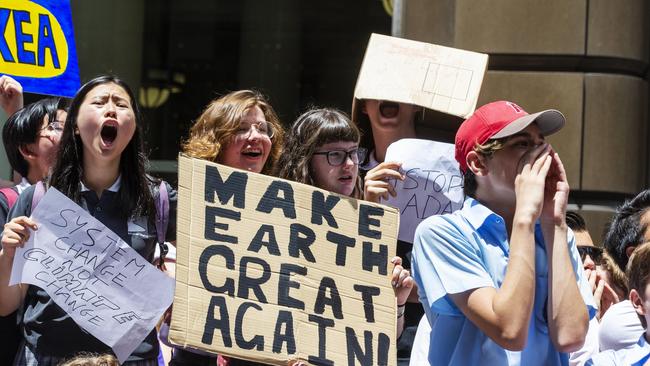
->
[0,0,69,78]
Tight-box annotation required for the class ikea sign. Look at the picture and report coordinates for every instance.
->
[0,0,79,97]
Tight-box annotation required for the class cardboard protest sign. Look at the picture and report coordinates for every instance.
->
[383,139,464,243]
[10,188,175,363]
[351,33,488,144]
[169,155,399,366]
[1,0,80,96]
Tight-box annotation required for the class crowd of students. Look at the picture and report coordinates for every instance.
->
[0,72,648,366]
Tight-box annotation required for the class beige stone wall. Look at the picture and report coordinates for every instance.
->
[397,0,650,236]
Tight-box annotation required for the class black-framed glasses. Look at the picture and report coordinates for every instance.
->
[313,148,367,166]
[40,121,64,136]
[236,121,274,139]
[577,246,603,265]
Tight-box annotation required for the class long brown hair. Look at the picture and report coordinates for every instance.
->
[183,90,284,174]
[278,107,363,198]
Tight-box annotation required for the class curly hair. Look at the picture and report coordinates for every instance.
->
[182,90,284,175]
[277,107,363,198]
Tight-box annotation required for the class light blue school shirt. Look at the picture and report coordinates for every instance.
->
[585,335,650,365]
[412,198,596,366]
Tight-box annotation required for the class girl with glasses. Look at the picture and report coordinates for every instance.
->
[277,107,413,339]
[183,90,283,176]
[172,90,286,366]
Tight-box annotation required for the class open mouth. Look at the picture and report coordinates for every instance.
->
[100,122,118,146]
[242,148,262,158]
[379,101,399,119]
[338,175,353,182]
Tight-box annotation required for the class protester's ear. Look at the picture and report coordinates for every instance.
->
[18,144,37,160]
[466,151,487,176]
[630,289,646,317]
[626,245,637,260]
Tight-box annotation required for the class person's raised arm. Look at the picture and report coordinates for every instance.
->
[541,152,588,352]
[449,144,552,350]
[0,75,24,117]
[0,216,35,315]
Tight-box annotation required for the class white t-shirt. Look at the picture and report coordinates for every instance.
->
[410,315,433,365]
[599,300,644,351]
[570,317,600,365]
[587,334,650,365]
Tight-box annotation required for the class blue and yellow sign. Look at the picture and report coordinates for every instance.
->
[0,0,79,97]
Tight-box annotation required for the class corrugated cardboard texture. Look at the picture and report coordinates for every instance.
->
[169,155,399,366]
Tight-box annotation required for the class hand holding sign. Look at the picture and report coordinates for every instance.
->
[170,155,399,366]
[9,187,175,363]
[364,161,404,203]
[390,256,412,306]
[383,139,464,243]
[1,215,38,258]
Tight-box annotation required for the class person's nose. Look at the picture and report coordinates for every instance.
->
[247,126,263,141]
[343,154,356,168]
[583,254,596,270]
[104,102,117,118]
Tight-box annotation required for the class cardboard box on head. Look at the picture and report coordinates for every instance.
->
[351,33,488,149]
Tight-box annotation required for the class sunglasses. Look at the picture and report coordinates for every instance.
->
[577,246,603,265]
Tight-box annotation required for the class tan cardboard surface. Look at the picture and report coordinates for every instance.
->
[353,33,488,120]
[169,155,399,366]
[351,33,488,145]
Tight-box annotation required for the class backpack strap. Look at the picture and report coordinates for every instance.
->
[155,181,170,270]
[0,187,19,210]
[31,181,46,212]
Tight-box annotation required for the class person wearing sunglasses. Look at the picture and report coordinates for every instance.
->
[565,211,620,365]
[277,107,413,343]
[566,211,620,316]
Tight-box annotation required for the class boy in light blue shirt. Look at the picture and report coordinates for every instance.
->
[585,242,650,365]
[412,101,595,365]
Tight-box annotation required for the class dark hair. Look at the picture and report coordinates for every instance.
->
[2,97,64,177]
[277,107,363,198]
[463,170,478,198]
[49,75,154,219]
[603,189,650,271]
[566,211,587,232]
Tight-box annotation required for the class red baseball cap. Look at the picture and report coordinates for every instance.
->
[455,101,565,173]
